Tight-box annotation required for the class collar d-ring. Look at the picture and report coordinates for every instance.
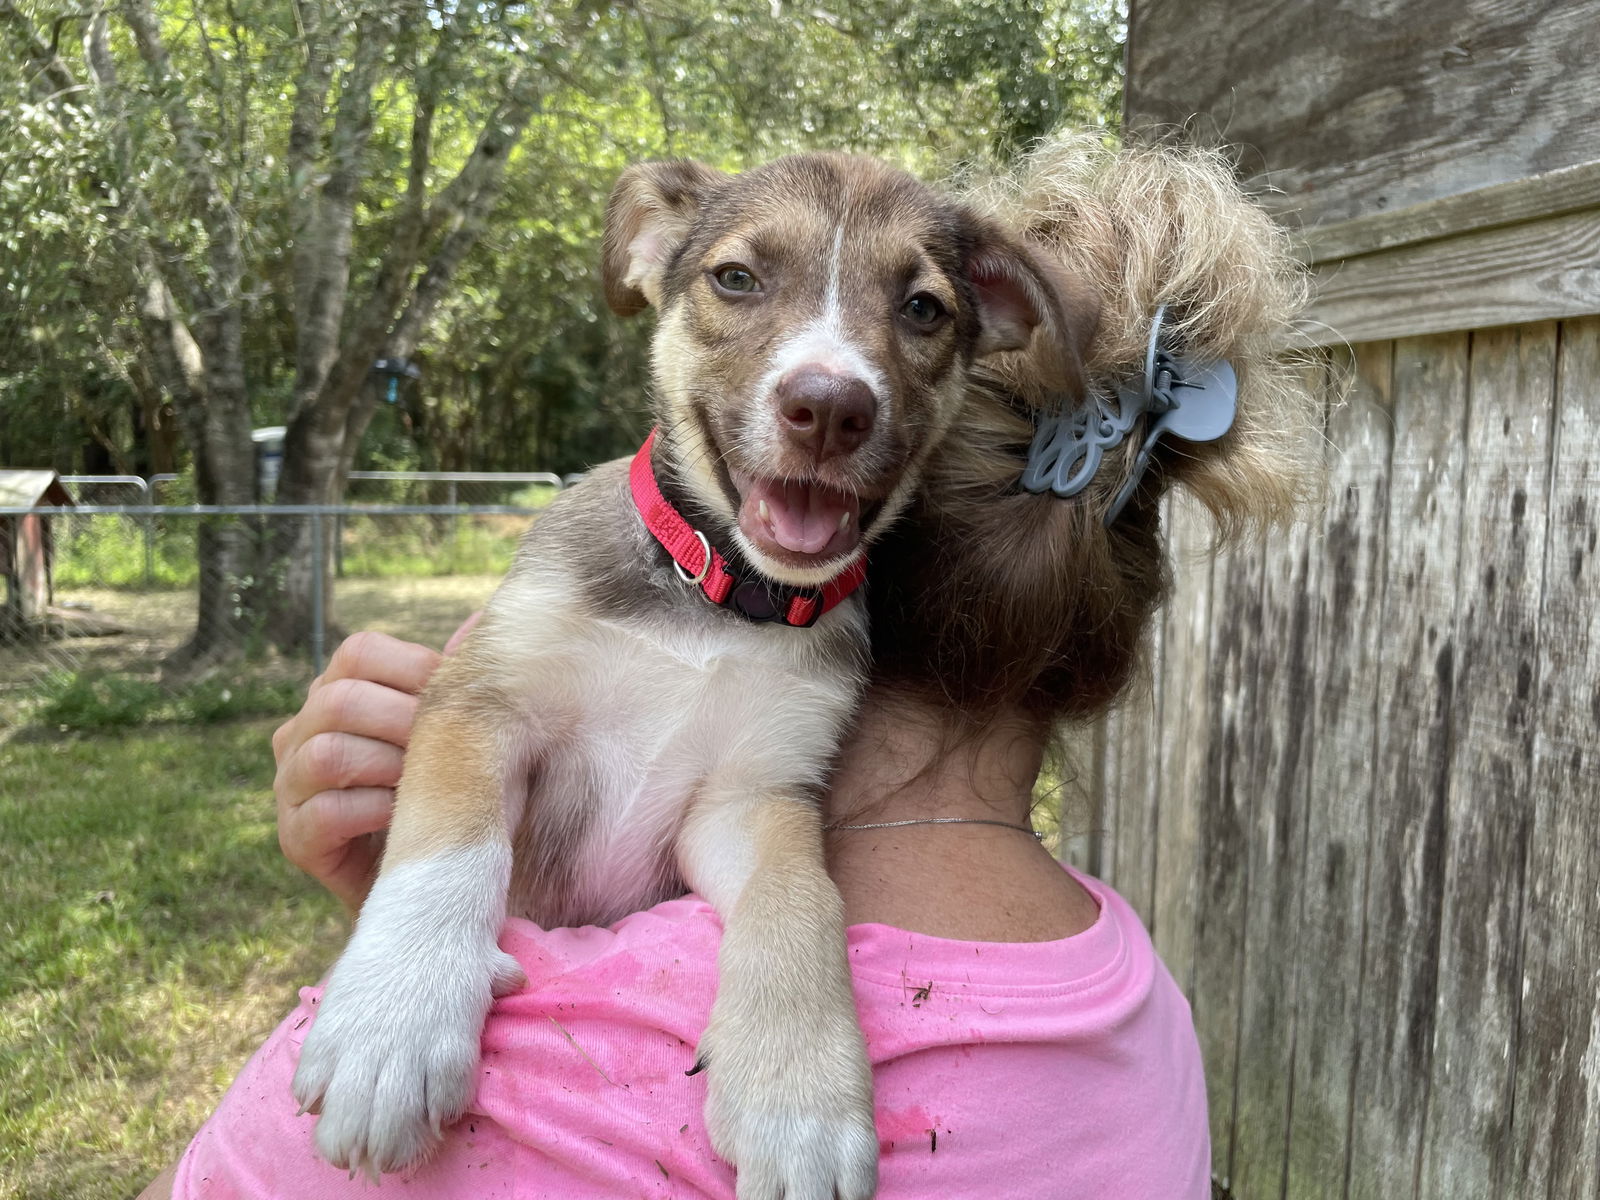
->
[673,529,712,586]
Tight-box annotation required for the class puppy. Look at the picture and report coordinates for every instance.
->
[290,151,1077,1197]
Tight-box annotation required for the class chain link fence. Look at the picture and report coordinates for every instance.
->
[0,494,552,732]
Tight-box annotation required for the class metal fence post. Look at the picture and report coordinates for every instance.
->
[138,477,154,587]
[310,510,326,673]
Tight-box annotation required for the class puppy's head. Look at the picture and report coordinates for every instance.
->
[603,151,1089,587]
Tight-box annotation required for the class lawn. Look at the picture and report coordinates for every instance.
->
[0,719,344,1200]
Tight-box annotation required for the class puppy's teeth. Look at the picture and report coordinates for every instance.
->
[759,500,770,522]
[839,510,851,530]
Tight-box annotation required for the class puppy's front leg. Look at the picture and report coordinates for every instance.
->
[292,677,531,1179]
[679,781,877,1200]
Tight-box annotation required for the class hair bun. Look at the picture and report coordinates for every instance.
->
[871,134,1320,720]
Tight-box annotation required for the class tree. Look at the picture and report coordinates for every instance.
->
[3,0,581,660]
[1,0,1124,662]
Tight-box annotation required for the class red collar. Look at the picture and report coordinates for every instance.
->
[629,427,866,628]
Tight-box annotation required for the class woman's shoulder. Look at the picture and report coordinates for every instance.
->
[842,867,1157,1003]
[499,868,1164,1022]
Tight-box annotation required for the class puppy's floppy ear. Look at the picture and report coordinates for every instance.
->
[963,217,1101,398]
[602,160,729,317]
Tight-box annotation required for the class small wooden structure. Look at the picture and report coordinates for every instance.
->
[0,470,73,639]
[1072,4,1600,1198]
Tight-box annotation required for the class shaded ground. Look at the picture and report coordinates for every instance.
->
[0,574,499,728]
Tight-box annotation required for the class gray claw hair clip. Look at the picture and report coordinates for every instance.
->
[1019,305,1238,526]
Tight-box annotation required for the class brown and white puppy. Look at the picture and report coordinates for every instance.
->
[290,152,1075,1198]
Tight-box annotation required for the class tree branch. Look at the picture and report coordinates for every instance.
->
[289,0,399,420]
[0,0,83,100]
[119,0,243,318]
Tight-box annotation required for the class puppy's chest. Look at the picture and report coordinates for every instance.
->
[489,569,866,808]
[557,609,860,795]
[488,575,864,924]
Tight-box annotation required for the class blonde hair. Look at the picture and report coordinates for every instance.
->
[869,133,1322,718]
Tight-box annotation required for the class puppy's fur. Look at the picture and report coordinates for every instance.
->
[291,152,1079,1198]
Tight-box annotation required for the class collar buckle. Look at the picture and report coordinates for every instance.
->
[726,577,824,627]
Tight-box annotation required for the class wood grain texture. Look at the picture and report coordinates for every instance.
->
[1190,538,1267,1189]
[1054,720,1105,874]
[1510,316,1600,1200]
[1418,322,1556,1197]
[1230,383,1326,1200]
[1291,207,1600,349]
[1284,343,1395,1200]
[1299,159,1600,265]
[1106,636,1164,925]
[1125,0,1600,228]
[1345,332,1470,1200]
[1149,491,1215,1002]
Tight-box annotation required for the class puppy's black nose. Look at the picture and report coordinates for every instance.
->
[775,367,876,462]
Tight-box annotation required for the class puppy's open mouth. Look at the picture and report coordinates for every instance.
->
[732,472,866,567]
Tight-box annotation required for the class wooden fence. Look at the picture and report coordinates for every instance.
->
[1064,316,1600,1198]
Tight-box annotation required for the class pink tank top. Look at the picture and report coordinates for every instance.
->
[175,868,1209,1198]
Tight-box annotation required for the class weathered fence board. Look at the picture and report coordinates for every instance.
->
[1283,343,1394,1200]
[1231,484,1324,1200]
[1088,318,1600,1196]
[1150,492,1213,1002]
[1511,315,1600,1198]
[1126,0,1600,228]
[1119,4,1600,1195]
[1190,540,1268,1186]
[1107,643,1163,923]
[1292,207,1600,348]
[1420,322,1556,1196]
[1344,331,1470,1200]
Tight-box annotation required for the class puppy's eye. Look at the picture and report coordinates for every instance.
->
[901,294,946,328]
[712,265,760,294]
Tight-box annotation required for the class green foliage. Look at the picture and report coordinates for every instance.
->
[335,514,523,579]
[31,672,166,728]
[0,0,1125,478]
[0,720,343,1199]
[52,518,199,590]
[29,669,303,730]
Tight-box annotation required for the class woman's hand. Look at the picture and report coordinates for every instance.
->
[272,619,478,915]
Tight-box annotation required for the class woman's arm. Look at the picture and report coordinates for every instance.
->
[135,1161,177,1200]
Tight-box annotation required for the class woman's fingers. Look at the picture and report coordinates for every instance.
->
[288,675,421,757]
[292,787,396,844]
[276,731,406,808]
[279,791,391,917]
[312,631,444,697]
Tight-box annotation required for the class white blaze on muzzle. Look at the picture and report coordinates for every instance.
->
[756,226,889,415]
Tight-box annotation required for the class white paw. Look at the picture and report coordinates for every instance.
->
[292,938,524,1178]
[699,1014,878,1200]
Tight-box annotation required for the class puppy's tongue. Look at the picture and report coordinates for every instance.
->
[739,478,860,558]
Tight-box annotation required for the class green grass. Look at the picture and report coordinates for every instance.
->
[0,720,345,1200]
[52,519,200,590]
[334,514,523,578]
[52,508,546,591]
[28,671,306,731]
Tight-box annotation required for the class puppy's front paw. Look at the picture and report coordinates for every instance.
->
[291,941,524,1178]
[699,1012,878,1200]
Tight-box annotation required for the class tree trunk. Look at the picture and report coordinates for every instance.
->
[170,318,258,670]
[261,404,343,654]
